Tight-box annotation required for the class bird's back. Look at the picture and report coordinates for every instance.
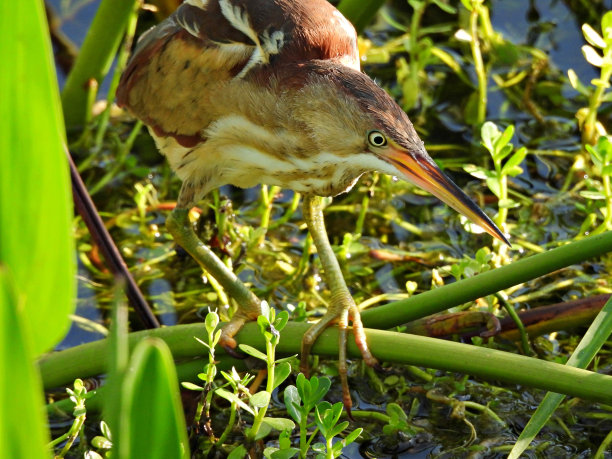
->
[116,0,359,147]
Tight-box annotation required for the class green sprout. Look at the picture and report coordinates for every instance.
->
[464,121,527,258]
[49,379,89,457]
[579,135,612,235]
[568,11,612,145]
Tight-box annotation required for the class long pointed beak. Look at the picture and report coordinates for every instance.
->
[386,147,510,246]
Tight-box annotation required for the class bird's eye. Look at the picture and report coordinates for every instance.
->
[367,130,387,148]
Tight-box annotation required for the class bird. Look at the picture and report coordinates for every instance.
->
[116,0,508,412]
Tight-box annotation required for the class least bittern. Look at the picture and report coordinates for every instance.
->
[117,0,508,411]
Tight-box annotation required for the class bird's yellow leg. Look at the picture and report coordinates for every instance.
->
[301,195,378,412]
[166,207,262,349]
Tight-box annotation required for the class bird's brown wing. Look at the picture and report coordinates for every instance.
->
[116,0,359,145]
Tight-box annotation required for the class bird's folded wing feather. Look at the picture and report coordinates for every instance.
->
[117,0,359,142]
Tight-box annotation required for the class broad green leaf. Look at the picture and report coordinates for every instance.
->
[1,0,75,355]
[238,344,268,361]
[0,268,50,457]
[509,296,612,458]
[262,417,296,431]
[119,338,190,458]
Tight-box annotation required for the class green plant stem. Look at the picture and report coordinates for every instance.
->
[248,339,275,440]
[216,400,237,445]
[92,0,139,151]
[39,321,612,405]
[595,429,612,458]
[361,230,612,328]
[593,171,612,234]
[257,185,281,245]
[470,0,487,124]
[61,0,139,127]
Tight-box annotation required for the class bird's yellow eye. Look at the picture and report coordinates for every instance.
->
[367,130,387,148]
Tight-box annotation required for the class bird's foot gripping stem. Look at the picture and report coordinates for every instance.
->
[300,293,378,417]
[166,206,262,353]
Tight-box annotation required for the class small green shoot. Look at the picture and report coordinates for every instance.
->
[568,11,612,145]
[181,311,222,430]
[242,302,294,441]
[580,135,612,235]
[284,373,361,458]
[49,378,89,457]
[312,401,362,459]
[464,121,527,257]
[90,421,113,457]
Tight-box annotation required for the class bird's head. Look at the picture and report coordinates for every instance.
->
[286,61,509,245]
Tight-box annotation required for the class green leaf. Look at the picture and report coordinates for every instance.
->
[250,391,271,409]
[481,121,499,153]
[582,45,603,67]
[494,125,515,154]
[602,165,612,176]
[501,147,528,175]
[215,388,254,414]
[431,0,457,14]
[1,0,75,356]
[580,191,606,200]
[498,199,520,209]
[0,268,50,457]
[119,338,190,458]
[602,11,612,40]
[205,311,219,335]
[262,417,296,431]
[284,386,302,424]
[238,344,268,361]
[270,448,300,459]
[273,362,292,390]
[486,178,502,198]
[582,23,606,48]
[343,427,363,446]
[228,445,248,459]
[181,382,204,391]
[504,166,524,177]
